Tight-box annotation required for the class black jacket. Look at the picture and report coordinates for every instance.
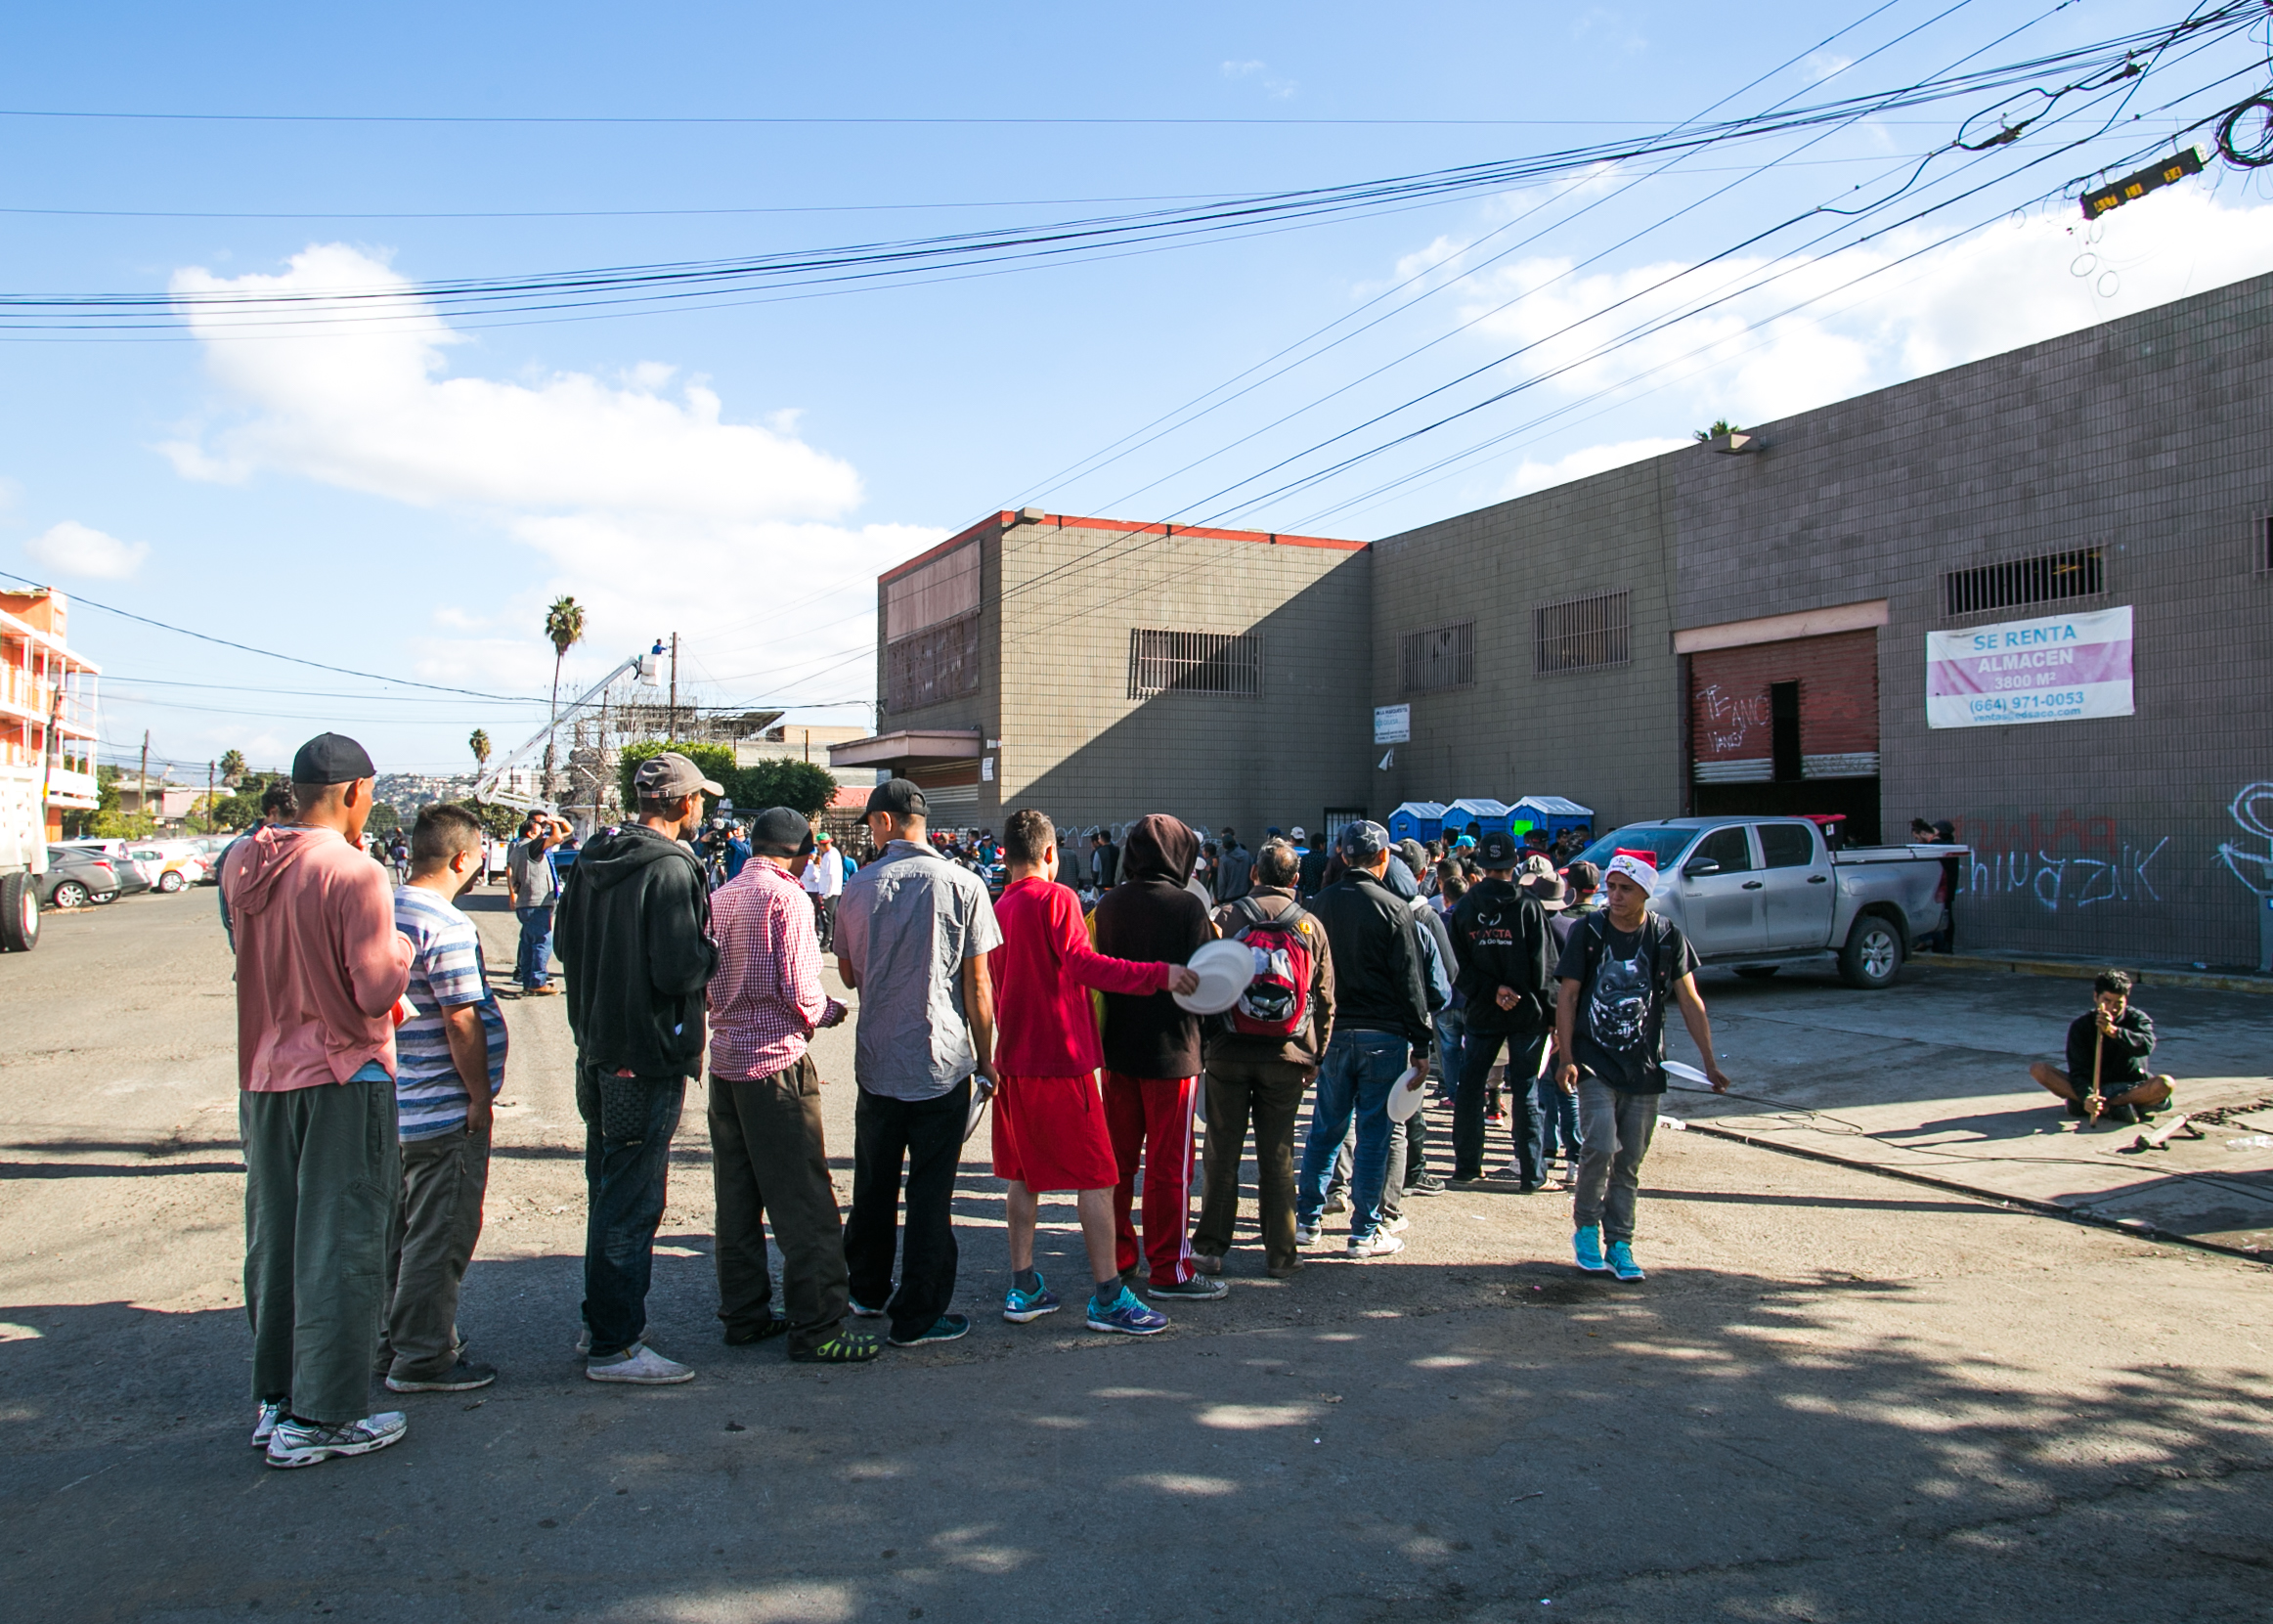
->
[1090,841,1119,889]
[1448,877,1555,1034]
[2065,1006,2155,1095]
[555,822,718,1078]
[1093,815,1211,1078]
[1306,870,1431,1048]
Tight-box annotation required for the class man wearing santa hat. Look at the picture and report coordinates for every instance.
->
[1552,848,1731,1282]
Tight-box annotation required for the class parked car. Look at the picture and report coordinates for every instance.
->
[1570,816,1965,989]
[129,846,207,893]
[51,838,152,900]
[39,846,120,910]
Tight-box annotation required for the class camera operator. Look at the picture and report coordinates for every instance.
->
[694,807,750,892]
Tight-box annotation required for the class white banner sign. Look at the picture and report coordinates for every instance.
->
[1926,605,2133,729]
[1374,703,1411,744]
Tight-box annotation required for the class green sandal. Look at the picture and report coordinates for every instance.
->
[790,1329,883,1364]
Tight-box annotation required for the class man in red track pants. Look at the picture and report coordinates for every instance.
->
[1091,814,1226,1302]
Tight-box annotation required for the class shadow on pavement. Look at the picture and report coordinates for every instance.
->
[1,1251,2267,1623]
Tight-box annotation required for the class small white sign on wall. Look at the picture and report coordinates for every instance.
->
[1374,704,1411,744]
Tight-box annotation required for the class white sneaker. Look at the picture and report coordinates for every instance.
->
[1381,1213,1411,1234]
[586,1342,695,1384]
[250,1401,282,1450]
[264,1411,408,1469]
[1347,1231,1407,1259]
[1293,1223,1323,1249]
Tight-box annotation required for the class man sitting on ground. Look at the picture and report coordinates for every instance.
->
[2029,969,2173,1125]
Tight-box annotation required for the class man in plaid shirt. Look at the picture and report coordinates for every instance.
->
[706,807,878,1364]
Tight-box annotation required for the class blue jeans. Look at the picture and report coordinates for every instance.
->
[1537,1069,1581,1163]
[514,904,554,989]
[1433,1007,1467,1100]
[574,1059,685,1359]
[1297,1031,1410,1240]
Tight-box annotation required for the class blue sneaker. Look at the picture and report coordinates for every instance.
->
[1606,1240,1645,1282]
[1003,1274,1062,1324]
[888,1314,971,1347]
[1573,1225,1609,1273]
[1085,1287,1169,1337]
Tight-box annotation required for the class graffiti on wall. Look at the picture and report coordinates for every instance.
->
[2215,781,2273,900]
[1953,810,2168,913]
[1698,684,1768,756]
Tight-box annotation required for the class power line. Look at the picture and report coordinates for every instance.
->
[4,8,2251,332]
[0,566,546,702]
[0,109,1967,129]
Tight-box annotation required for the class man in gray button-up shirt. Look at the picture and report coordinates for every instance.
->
[834,780,1000,1346]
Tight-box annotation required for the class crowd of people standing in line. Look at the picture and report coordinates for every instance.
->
[217,733,1732,1469]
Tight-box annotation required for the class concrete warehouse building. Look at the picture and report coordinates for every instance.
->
[837,269,2273,969]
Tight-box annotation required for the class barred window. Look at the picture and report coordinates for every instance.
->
[1534,591,1630,675]
[1400,620,1474,695]
[886,614,981,713]
[884,543,981,641]
[1128,629,1262,699]
[1943,547,2103,618]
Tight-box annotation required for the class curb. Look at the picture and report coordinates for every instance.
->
[1680,1119,2271,1268]
[1919,954,2273,996]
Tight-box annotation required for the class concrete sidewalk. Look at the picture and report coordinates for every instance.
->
[1665,961,2273,1253]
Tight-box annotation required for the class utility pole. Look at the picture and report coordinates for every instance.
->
[206,760,215,831]
[668,632,679,741]
[139,730,151,821]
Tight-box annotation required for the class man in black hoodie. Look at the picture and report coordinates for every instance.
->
[1296,820,1433,1259]
[1093,813,1224,1301]
[1446,830,1555,1190]
[554,752,721,1384]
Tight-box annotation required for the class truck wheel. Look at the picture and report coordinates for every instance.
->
[1732,966,1780,980]
[1839,915,1903,989]
[51,879,90,910]
[0,872,37,950]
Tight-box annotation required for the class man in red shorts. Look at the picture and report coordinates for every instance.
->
[990,809,1198,1335]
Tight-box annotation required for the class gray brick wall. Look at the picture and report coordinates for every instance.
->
[1675,271,2273,967]
[1370,460,1685,838]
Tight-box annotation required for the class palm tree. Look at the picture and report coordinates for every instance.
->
[469,727,492,782]
[541,595,586,802]
[218,749,246,787]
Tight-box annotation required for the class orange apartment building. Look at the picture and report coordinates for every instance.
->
[0,587,101,842]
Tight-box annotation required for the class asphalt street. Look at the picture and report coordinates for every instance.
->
[1,885,2268,1623]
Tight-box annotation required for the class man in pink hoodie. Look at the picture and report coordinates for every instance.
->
[221,733,415,1470]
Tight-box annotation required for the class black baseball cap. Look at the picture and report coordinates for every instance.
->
[1474,829,1520,867]
[1335,819,1389,861]
[865,778,928,818]
[750,806,816,856]
[291,732,375,785]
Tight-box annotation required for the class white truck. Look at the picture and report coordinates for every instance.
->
[1,764,47,951]
[1573,816,1964,988]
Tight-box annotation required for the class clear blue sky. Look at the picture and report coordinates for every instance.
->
[3,2,2261,779]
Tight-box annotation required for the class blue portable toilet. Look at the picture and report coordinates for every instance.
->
[1509,795,1594,842]
[1442,797,1512,838]
[1386,801,1446,845]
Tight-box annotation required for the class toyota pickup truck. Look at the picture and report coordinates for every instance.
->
[1571,816,1964,988]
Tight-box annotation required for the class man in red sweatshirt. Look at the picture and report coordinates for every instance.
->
[1092,813,1224,1301]
[220,732,415,1469]
[989,810,1199,1335]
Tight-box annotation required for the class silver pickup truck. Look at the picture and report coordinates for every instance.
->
[1573,816,1964,989]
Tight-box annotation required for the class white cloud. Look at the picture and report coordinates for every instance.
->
[1500,436,1688,499]
[1220,59,1296,100]
[22,519,150,580]
[1438,185,2273,453]
[161,242,941,707]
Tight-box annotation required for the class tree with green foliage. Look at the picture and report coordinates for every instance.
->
[613,740,840,821]
[219,749,247,786]
[468,728,492,777]
[1693,418,1740,442]
[366,803,403,838]
[542,596,585,800]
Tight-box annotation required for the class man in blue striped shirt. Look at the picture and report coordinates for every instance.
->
[380,803,508,1394]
